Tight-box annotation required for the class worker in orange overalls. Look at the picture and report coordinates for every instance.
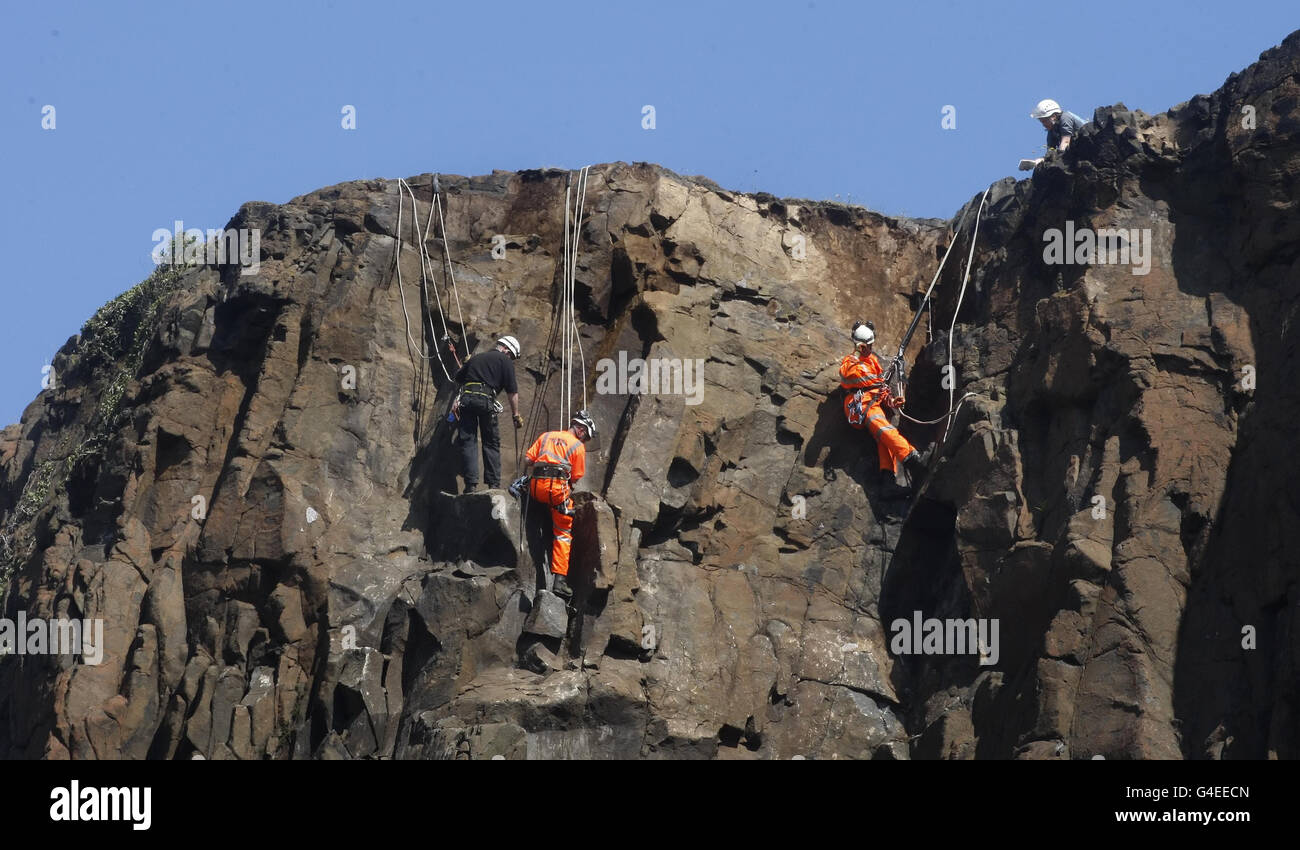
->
[524,411,596,600]
[840,321,928,490]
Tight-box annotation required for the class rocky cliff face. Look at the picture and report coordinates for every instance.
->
[2,31,1297,760]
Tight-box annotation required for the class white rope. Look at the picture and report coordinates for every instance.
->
[551,166,592,427]
[570,166,589,413]
[899,392,977,425]
[562,183,572,425]
[885,202,974,394]
[946,187,991,431]
[918,202,975,318]
[420,180,443,351]
[431,175,470,361]
[399,179,453,349]
[392,181,450,380]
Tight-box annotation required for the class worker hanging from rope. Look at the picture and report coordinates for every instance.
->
[840,321,930,493]
[505,167,595,601]
[845,185,989,494]
[520,410,596,601]
[452,335,524,493]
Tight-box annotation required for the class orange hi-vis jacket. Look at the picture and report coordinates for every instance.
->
[839,351,889,414]
[526,430,586,486]
[839,350,915,473]
[525,429,586,577]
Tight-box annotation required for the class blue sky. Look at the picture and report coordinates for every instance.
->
[1,0,1295,426]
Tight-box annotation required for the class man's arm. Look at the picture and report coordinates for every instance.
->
[451,358,469,416]
[570,446,585,483]
[509,392,522,427]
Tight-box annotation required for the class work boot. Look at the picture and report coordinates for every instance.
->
[463,481,480,494]
[877,469,910,499]
[904,447,933,484]
[552,574,573,601]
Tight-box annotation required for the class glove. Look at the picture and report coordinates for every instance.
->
[888,396,905,409]
[512,413,524,428]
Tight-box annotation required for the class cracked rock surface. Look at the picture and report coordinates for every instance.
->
[1,31,1297,758]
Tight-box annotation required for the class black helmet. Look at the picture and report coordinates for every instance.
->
[571,410,596,441]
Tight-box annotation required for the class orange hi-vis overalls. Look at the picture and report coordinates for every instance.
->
[525,429,586,577]
[840,351,916,473]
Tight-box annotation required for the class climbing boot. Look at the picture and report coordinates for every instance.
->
[552,574,573,601]
[877,469,910,499]
[904,447,933,484]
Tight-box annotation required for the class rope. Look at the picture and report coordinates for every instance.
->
[883,199,976,388]
[520,172,571,446]
[888,190,984,421]
[517,166,591,561]
[518,166,592,460]
[392,180,451,382]
[898,392,977,425]
[570,166,590,413]
[399,178,454,353]
[431,174,470,362]
[882,187,991,465]
[557,165,591,424]
[562,183,572,424]
[916,204,975,323]
[946,187,991,431]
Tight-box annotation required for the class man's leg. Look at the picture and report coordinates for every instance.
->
[458,402,481,488]
[525,479,552,587]
[549,493,575,599]
[550,496,574,576]
[866,405,915,473]
[481,407,502,488]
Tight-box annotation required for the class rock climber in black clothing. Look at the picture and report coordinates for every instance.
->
[452,335,523,492]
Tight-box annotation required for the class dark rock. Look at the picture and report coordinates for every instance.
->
[3,32,1299,761]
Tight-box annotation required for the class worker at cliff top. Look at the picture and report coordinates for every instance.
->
[839,321,928,491]
[1020,99,1088,170]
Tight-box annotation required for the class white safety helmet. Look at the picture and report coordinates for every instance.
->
[1031,99,1062,119]
[571,410,596,441]
[497,335,521,359]
[851,321,875,346]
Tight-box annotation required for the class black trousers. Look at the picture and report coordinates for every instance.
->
[458,393,501,487]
